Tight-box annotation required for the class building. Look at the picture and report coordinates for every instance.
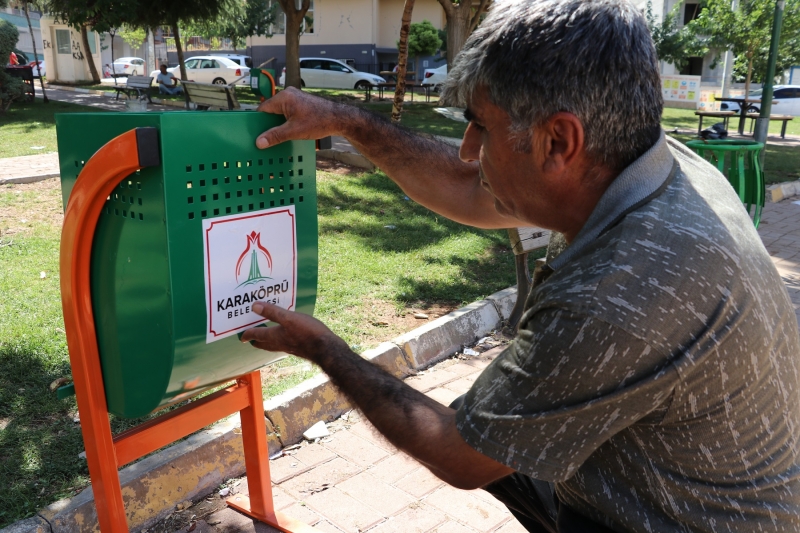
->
[167,0,447,80]
[38,17,102,82]
[1,6,43,62]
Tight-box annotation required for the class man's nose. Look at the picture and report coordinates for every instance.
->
[459,122,480,163]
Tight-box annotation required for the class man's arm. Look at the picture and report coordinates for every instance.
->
[256,88,525,229]
[241,302,515,489]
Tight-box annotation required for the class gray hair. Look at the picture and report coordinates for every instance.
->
[441,0,663,173]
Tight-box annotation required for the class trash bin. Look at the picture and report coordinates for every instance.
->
[685,139,765,227]
[56,111,318,418]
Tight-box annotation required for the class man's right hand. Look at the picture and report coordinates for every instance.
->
[255,88,343,149]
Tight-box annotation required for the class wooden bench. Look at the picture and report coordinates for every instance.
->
[506,227,551,329]
[113,75,154,102]
[745,113,794,139]
[182,81,240,110]
[695,110,736,135]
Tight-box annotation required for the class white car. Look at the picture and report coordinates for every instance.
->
[212,54,253,69]
[151,56,251,86]
[111,57,145,77]
[278,58,385,89]
[421,64,447,90]
[720,85,800,116]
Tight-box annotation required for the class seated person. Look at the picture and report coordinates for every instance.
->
[156,64,182,95]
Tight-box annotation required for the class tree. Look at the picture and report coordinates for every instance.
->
[118,25,146,49]
[42,0,140,83]
[435,0,490,66]
[391,0,415,123]
[645,0,707,71]
[185,0,276,52]
[0,19,26,112]
[402,20,441,82]
[21,0,48,102]
[275,0,311,89]
[133,0,229,81]
[691,0,800,99]
[730,2,800,83]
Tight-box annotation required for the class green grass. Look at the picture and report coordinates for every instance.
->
[0,100,105,158]
[0,168,518,528]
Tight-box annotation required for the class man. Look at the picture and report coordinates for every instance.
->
[156,64,182,95]
[8,51,17,66]
[244,0,800,530]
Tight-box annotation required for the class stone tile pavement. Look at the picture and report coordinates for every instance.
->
[144,198,800,533]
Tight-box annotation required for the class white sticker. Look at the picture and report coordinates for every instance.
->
[202,206,297,343]
[250,76,259,89]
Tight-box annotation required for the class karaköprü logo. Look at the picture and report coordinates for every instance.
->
[235,231,273,288]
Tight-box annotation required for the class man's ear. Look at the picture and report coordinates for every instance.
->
[540,112,585,174]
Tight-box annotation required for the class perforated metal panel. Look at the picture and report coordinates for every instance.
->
[57,111,317,418]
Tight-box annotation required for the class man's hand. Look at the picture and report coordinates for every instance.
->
[241,302,348,365]
[255,88,344,149]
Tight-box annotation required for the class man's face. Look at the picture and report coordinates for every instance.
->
[459,89,542,222]
[160,66,167,74]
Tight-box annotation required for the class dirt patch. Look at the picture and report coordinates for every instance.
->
[316,158,365,176]
[0,177,63,238]
[351,299,461,348]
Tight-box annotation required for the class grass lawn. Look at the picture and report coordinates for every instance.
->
[0,165,518,527]
[0,100,105,158]
[661,106,800,137]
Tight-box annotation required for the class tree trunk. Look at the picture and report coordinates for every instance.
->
[23,1,47,102]
[392,0,415,123]
[173,23,187,81]
[81,25,100,84]
[280,0,311,89]
[745,54,753,111]
[438,0,491,66]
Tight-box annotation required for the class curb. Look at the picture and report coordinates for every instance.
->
[768,179,800,203]
[1,286,518,533]
[317,148,376,171]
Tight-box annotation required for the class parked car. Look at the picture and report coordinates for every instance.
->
[28,59,45,78]
[421,64,447,90]
[720,85,800,116]
[278,58,385,89]
[211,54,253,69]
[151,56,250,86]
[111,57,145,77]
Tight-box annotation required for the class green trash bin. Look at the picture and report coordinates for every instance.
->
[56,111,317,418]
[685,139,765,227]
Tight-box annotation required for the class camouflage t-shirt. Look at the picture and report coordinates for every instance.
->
[457,134,800,531]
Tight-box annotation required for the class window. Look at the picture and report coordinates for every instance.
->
[325,61,350,72]
[56,29,70,54]
[185,59,199,69]
[683,3,703,25]
[200,59,216,69]
[300,59,323,69]
[270,0,314,35]
[87,30,97,54]
[774,88,798,99]
[679,57,703,76]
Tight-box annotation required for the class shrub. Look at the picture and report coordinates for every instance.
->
[0,20,26,113]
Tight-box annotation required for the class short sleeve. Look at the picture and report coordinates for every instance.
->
[456,308,679,482]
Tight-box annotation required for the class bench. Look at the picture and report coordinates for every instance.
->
[506,227,551,329]
[365,83,433,103]
[745,113,794,139]
[182,81,240,110]
[113,75,154,102]
[695,110,736,135]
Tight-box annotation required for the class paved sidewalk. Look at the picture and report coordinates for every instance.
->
[0,152,59,184]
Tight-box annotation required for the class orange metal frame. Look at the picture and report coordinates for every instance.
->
[60,128,313,532]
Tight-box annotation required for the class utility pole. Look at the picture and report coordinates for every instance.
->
[754,0,785,167]
[721,0,738,97]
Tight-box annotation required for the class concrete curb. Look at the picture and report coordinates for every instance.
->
[1,286,519,533]
[317,148,376,171]
[768,179,800,203]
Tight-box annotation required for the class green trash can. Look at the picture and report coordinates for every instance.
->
[56,111,317,418]
[685,139,765,227]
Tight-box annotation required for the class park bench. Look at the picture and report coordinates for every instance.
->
[365,83,433,103]
[695,110,736,135]
[183,80,241,110]
[506,227,551,329]
[113,75,154,102]
[745,113,794,139]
